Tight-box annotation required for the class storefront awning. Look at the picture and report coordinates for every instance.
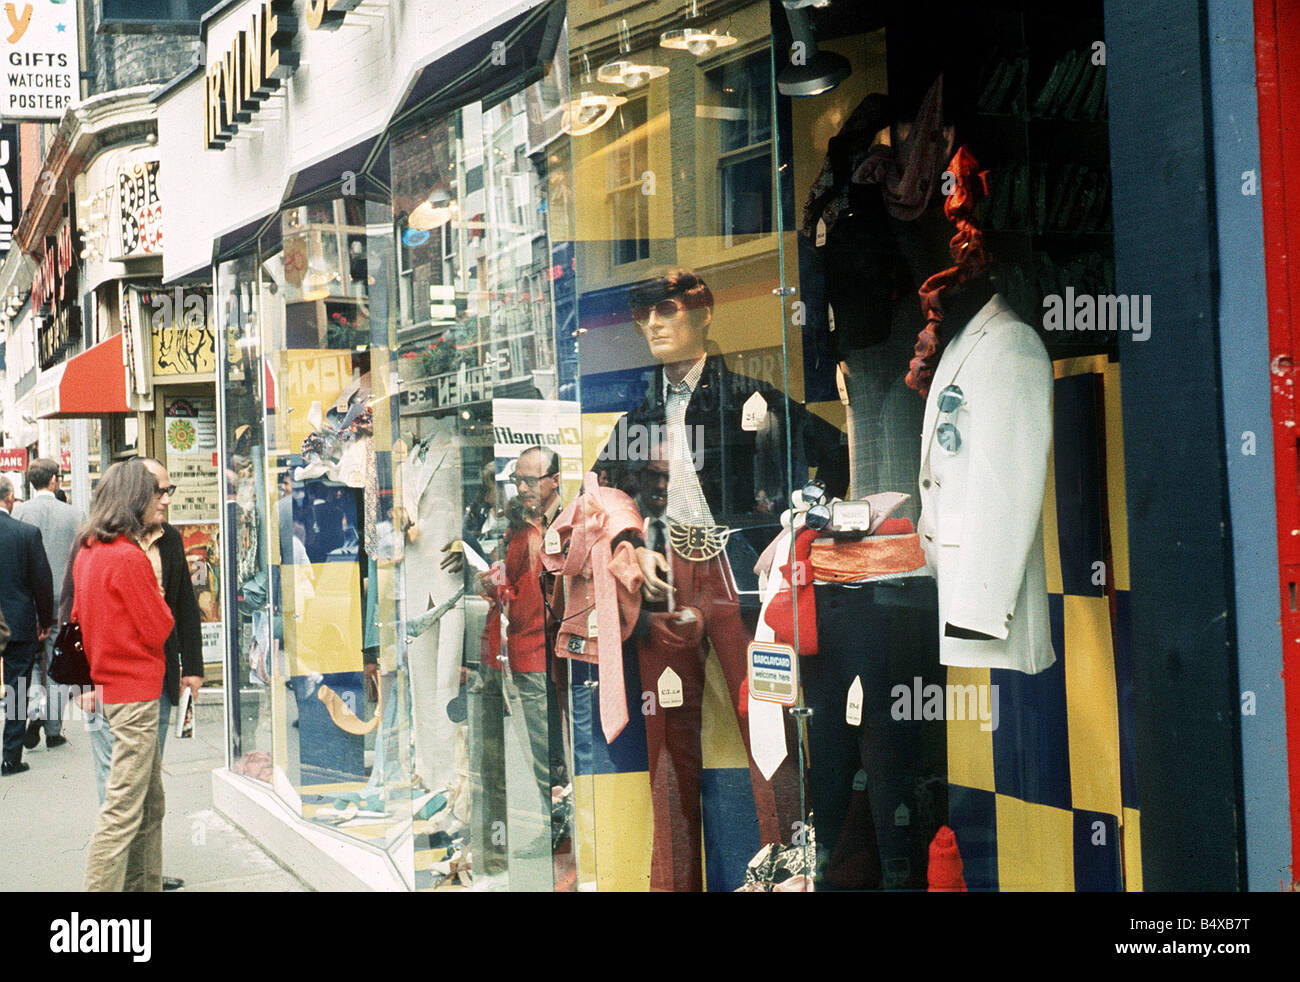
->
[36,333,132,418]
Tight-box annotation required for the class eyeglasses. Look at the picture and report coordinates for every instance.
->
[510,473,556,488]
[805,502,831,531]
[935,384,964,454]
[631,298,687,326]
[155,484,177,497]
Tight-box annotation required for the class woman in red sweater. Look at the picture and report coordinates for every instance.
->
[75,459,175,892]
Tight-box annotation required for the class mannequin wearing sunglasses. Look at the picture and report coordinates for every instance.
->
[596,269,846,890]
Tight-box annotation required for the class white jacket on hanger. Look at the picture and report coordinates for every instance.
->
[917,293,1056,675]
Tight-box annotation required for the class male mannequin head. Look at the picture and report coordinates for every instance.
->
[140,458,174,532]
[27,458,60,494]
[0,475,13,513]
[512,446,560,521]
[629,269,714,382]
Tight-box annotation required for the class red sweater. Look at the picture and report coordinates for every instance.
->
[73,536,175,704]
[482,524,548,674]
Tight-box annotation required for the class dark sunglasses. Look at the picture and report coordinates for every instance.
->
[155,484,177,497]
[631,298,687,326]
[936,384,965,454]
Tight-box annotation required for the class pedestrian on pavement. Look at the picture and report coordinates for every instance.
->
[64,457,203,891]
[74,459,175,892]
[0,474,55,778]
[15,458,81,752]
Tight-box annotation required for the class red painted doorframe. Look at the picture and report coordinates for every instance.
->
[1256,0,1300,889]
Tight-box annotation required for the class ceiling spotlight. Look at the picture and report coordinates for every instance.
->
[562,91,626,135]
[599,18,669,90]
[659,27,737,57]
[409,187,455,230]
[597,60,668,89]
[660,2,736,57]
[562,54,626,136]
[777,4,850,96]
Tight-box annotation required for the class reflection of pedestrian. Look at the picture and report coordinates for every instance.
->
[74,459,175,891]
[0,474,54,778]
[13,458,80,751]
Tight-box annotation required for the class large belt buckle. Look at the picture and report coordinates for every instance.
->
[668,522,732,563]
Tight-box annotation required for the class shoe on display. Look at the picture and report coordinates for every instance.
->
[1,760,30,776]
[23,720,42,750]
[46,735,68,749]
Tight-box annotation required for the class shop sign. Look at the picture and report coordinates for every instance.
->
[747,641,798,706]
[137,285,216,377]
[305,0,363,30]
[0,447,28,471]
[37,306,80,371]
[0,124,18,253]
[400,364,492,410]
[0,1,79,120]
[204,0,299,150]
[35,221,81,370]
[116,159,162,258]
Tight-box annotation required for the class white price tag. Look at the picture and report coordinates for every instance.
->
[741,391,768,432]
[544,527,561,555]
[658,667,684,708]
[846,675,863,727]
[587,608,598,639]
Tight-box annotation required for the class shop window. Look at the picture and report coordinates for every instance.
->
[607,100,650,266]
[97,0,217,31]
[707,50,773,243]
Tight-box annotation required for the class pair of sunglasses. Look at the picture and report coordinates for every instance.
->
[631,298,687,326]
[801,480,831,530]
[936,384,965,454]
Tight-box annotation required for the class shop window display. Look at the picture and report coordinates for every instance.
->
[213,0,1136,892]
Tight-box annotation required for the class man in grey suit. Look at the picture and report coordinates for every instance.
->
[14,458,80,750]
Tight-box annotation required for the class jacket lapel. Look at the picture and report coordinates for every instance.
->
[920,294,1012,472]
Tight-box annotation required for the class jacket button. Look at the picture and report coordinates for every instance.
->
[921,479,931,489]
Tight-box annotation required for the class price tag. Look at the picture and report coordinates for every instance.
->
[741,391,768,432]
[587,609,598,639]
[852,769,868,792]
[846,676,863,726]
[544,527,561,555]
[658,667,684,708]
[815,217,828,247]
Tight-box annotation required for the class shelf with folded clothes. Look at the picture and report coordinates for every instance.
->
[980,161,1113,238]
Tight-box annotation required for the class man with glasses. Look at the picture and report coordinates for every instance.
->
[596,268,845,890]
[477,446,569,875]
[64,457,203,889]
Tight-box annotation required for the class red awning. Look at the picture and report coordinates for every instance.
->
[43,334,131,417]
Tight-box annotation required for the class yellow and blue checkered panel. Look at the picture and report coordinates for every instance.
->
[948,356,1137,891]
[568,643,764,891]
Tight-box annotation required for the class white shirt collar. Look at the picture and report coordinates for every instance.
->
[32,489,55,499]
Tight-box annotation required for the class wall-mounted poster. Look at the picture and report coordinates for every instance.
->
[166,395,220,522]
[176,521,223,665]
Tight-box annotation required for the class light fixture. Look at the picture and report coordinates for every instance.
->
[562,54,626,136]
[660,1,737,57]
[301,265,334,302]
[598,18,669,90]
[777,2,850,96]
[408,187,455,230]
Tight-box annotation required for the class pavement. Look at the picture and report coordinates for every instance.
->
[0,695,309,892]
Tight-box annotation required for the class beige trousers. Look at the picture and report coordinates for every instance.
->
[83,699,165,892]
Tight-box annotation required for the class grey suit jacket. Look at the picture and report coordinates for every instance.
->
[15,493,82,593]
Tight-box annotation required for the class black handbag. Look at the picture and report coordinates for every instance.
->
[49,621,93,688]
